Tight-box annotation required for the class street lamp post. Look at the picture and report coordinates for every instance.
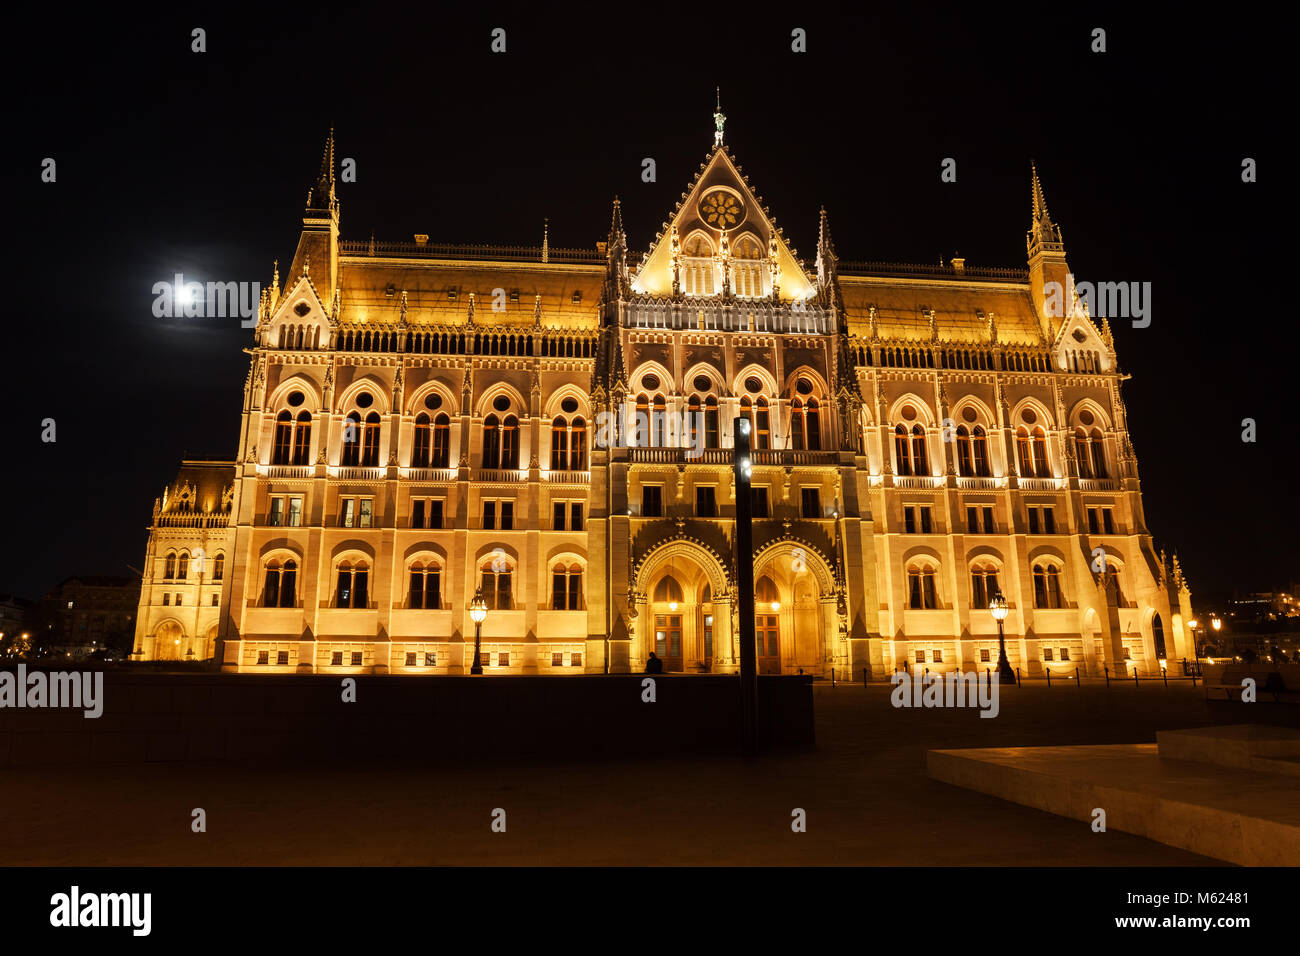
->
[1187,618,1200,669]
[469,588,488,675]
[988,592,1015,685]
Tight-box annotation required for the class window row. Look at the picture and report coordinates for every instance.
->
[903,561,1124,610]
[258,558,585,611]
[161,551,224,580]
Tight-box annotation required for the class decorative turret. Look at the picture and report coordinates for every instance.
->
[712,87,726,147]
[1026,161,1071,341]
[288,129,340,304]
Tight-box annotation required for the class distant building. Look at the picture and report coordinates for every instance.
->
[131,123,1194,677]
[40,576,139,659]
[0,593,31,649]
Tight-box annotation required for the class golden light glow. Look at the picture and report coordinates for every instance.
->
[771,601,781,612]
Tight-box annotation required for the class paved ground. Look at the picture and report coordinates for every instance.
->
[2,683,1227,865]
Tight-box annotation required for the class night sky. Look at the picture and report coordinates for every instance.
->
[2,6,1284,606]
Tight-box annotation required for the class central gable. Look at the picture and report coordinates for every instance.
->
[629,146,815,302]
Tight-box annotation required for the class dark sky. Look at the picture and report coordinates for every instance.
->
[1,5,1284,606]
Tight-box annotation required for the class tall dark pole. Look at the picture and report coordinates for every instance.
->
[471,620,483,675]
[734,416,758,756]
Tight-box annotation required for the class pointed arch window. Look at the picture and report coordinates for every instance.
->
[791,399,805,449]
[1016,427,1034,477]
[213,553,224,581]
[176,551,189,580]
[635,394,649,447]
[894,425,913,476]
[482,414,501,468]
[652,395,667,447]
[163,552,177,579]
[273,411,294,464]
[1089,428,1107,479]
[292,412,312,465]
[342,411,362,466]
[413,413,432,468]
[1031,427,1050,478]
[552,415,569,470]
[755,397,771,449]
[687,397,702,450]
[971,426,990,476]
[956,425,974,476]
[432,414,450,467]
[910,424,929,475]
[705,396,720,448]
[501,415,520,469]
[362,412,381,466]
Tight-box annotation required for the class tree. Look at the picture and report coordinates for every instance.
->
[1241,647,1258,666]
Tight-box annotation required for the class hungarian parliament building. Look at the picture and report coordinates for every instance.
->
[131,122,1195,678]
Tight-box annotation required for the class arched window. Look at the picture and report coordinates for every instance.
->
[634,394,649,447]
[653,576,683,606]
[263,559,297,608]
[894,425,912,476]
[432,414,450,468]
[213,553,224,581]
[906,563,938,609]
[1016,427,1034,477]
[412,413,432,468]
[551,562,584,610]
[480,560,513,610]
[806,399,821,450]
[910,424,929,475]
[956,425,974,476]
[552,416,569,470]
[273,411,293,464]
[571,417,587,470]
[1074,428,1092,478]
[755,397,771,449]
[163,552,176,579]
[1032,562,1064,609]
[292,412,312,465]
[1104,566,1123,606]
[482,414,500,468]
[342,411,362,466]
[687,396,702,450]
[501,415,520,468]
[972,426,990,476]
[409,561,442,609]
[705,396,719,448]
[337,561,369,609]
[791,398,804,449]
[1089,428,1107,479]
[1032,427,1050,478]
[362,412,382,466]
[971,563,1000,609]
[1152,612,1166,659]
[652,395,667,447]
[176,551,189,580]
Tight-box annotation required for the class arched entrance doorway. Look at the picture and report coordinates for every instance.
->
[637,541,729,673]
[752,542,834,675]
[154,620,184,661]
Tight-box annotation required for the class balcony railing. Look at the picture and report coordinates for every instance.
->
[404,467,457,482]
[156,512,230,529]
[473,468,527,483]
[894,475,944,489]
[956,476,1001,490]
[544,470,591,483]
[262,465,314,479]
[1018,477,1061,491]
[335,466,387,481]
[1078,478,1119,491]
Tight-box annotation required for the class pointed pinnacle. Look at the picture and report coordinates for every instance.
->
[1030,159,1051,224]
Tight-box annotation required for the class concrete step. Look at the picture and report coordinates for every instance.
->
[927,742,1300,865]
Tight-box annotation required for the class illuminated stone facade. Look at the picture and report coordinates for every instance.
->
[132,128,1195,677]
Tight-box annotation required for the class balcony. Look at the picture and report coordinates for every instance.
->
[544,470,591,484]
[1078,478,1119,492]
[262,465,314,479]
[956,476,1001,490]
[404,467,457,483]
[894,475,944,490]
[334,466,386,481]
[1018,477,1061,492]
[474,468,527,483]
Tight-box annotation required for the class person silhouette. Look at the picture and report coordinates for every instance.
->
[645,652,664,674]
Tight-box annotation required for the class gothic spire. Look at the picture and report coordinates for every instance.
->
[713,87,726,147]
[306,127,336,210]
[609,196,626,250]
[1026,160,1064,256]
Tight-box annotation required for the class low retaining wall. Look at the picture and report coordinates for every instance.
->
[0,670,814,765]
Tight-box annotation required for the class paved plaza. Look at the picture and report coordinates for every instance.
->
[3,682,1226,865]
